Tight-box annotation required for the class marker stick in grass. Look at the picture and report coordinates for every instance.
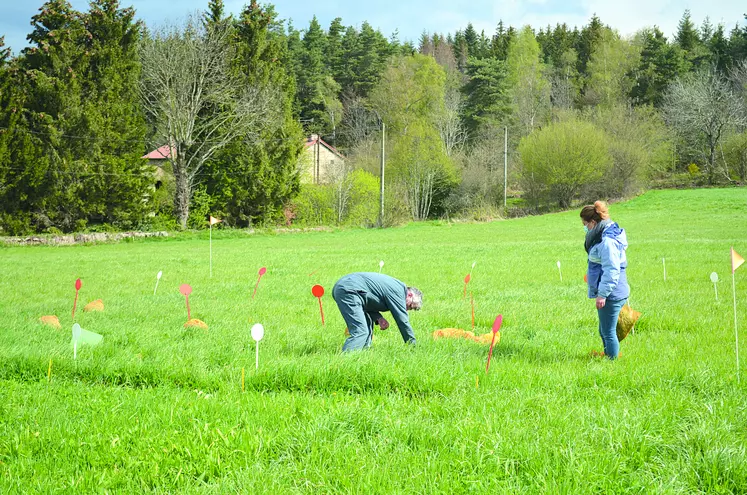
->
[72,278,82,321]
[47,359,52,383]
[154,270,162,296]
[485,315,503,374]
[711,272,719,301]
[253,267,267,300]
[557,261,563,282]
[251,323,264,370]
[209,215,221,278]
[72,323,81,360]
[180,284,192,321]
[471,292,475,330]
[312,285,325,325]
[379,260,384,273]
[663,258,667,281]
[731,247,744,383]
[241,367,245,392]
[463,262,476,299]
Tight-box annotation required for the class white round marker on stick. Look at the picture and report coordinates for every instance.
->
[251,323,264,370]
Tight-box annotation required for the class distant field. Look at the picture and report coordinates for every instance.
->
[1,188,747,493]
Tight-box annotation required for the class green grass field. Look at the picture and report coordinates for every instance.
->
[2,188,747,494]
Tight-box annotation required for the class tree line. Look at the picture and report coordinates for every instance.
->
[1,0,746,233]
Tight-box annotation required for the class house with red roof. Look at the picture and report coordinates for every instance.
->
[302,134,345,184]
[142,135,345,188]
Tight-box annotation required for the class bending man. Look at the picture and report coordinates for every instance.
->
[332,272,422,352]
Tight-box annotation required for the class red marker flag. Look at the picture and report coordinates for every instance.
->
[485,314,503,374]
[463,273,471,299]
[312,285,325,325]
[180,284,193,320]
[253,267,267,299]
[72,278,82,320]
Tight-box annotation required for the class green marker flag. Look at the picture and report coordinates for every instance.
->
[70,327,103,347]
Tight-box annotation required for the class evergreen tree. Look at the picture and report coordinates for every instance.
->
[338,26,359,94]
[204,1,304,226]
[728,16,747,64]
[675,9,709,69]
[630,27,687,107]
[452,30,468,71]
[461,57,511,135]
[325,17,345,81]
[464,23,478,58]
[296,16,330,135]
[577,14,604,78]
[0,0,151,233]
[350,22,388,96]
[707,23,731,73]
[675,10,699,53]
[204,0,225,26]
[80,0,150,227]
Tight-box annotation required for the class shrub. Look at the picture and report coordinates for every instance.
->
[290,185,335,226]
[721,132,747,182]
[519,119,611,208]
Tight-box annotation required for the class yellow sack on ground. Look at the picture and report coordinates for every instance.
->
[39,315,61,329]
[84,299,104,312]
[433,328,499,345]
[616,304,641,342]
[184,319,208,330]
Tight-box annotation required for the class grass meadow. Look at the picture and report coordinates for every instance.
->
[1,188,747,494]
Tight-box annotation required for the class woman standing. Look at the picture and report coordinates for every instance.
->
[581,201,630,359]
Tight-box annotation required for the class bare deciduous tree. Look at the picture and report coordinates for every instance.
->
[140,17,275,228]
[435,87,467,156]
[328,158,354,224]
[663,69,747,184]
[338,93,380,154]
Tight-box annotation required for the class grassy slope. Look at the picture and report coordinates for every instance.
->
[1,188,746,493]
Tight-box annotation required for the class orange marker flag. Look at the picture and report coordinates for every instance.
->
[732,248,744,274]
[210,215,222,225]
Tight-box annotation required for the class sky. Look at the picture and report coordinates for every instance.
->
[1,0,745,55]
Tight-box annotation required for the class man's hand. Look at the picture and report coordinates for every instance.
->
[596,297,606,310]
[377,317,390,330]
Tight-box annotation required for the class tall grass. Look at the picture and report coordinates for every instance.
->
[1,188,746,493]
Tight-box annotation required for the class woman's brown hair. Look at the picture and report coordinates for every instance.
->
[580,201,610,223]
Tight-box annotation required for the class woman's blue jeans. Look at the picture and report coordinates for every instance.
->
[598,298,627,359]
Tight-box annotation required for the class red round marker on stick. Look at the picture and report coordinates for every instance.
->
[584,273,588,283]
[312,284,325,325]
[72,278,82,320]
[180,284,192,320]
[463,273,471,299]
[485,314,503,374]
[253,267,267,300]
